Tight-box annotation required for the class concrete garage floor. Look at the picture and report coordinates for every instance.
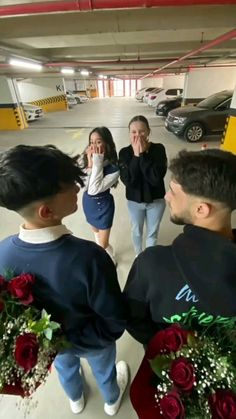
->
[0,98,230,419]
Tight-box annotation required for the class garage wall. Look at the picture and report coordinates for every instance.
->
[141,77,163,88]
[162,74,185,89]
[65,79,98,97]
[64,79,97,97]
[17,78,67,112]
[184,67,236,104]
[140,74,185,90]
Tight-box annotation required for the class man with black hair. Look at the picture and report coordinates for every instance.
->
[124,148,236,346]
[0,145,128,416]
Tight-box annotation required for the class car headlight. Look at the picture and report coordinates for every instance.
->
[157,104,165,109]
[177,117,187,123]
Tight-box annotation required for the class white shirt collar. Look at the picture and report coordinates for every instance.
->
[19,224,72,244]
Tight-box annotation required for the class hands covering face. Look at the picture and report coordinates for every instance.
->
[129,121,150,157]
[86,144,104,168]
[131,135,149,157]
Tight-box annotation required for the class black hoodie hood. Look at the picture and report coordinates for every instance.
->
[172,225,236,317]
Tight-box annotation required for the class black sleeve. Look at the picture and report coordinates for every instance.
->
[119,148,141,187]
[123,255,158,345]
[139,144,167,186]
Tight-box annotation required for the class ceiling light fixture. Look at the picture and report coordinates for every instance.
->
[80,70,89,76]
[61,68,75,75]
[98,74,108,79]
[9,58,42,71]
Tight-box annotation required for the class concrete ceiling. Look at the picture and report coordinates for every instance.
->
[0,1,236,79]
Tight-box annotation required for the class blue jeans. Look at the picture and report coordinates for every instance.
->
[127,199,166,255]
[54,342,119,404]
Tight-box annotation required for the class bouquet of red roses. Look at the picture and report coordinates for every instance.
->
[130,324,236,418]
[0,270,66,397]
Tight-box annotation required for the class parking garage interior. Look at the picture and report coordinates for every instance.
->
[0,1,236,418]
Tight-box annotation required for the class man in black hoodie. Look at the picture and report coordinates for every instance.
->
[123,148,236,345]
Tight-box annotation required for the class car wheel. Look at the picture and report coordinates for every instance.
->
[184,123,204,142]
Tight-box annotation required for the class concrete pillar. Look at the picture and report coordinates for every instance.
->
[17,78,68,112]
[0,77,28,130]
[221,86,236,155]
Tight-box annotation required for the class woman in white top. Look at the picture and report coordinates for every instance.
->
[80,127,119,264]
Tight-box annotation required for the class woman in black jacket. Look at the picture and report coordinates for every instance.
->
[119,115,167,255]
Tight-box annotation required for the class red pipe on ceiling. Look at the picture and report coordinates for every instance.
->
[43,55,222,66]
[44,58,181,67]
[0,0,236,16]
[141,28,236,78]
[1,64,236,71]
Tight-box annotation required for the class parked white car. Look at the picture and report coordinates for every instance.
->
[76,94,89,103]
[66,92,77,108]
[147,88,183,107]
[66,90,89,104]
[23,103,44,122]
[135,87,156,101]
[143,88,163,103]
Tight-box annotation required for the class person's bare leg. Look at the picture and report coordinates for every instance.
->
[98,229,110,249]
[91,225,100,245]
[98,229,116,265]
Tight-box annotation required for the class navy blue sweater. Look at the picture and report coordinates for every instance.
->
[0,234,126,352]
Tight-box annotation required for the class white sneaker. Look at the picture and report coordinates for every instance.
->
[69,393,85,414]
[104,361,129,416]
[69,366,85,414]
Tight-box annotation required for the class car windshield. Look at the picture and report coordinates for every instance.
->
[197,92,232,109]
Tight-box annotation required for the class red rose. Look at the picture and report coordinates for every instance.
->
[147,325,188,359]
[8,273,35,305]
[209,390,236,419]
[14,333,39,372]
[159,391,185,419]
[169,357,195,392]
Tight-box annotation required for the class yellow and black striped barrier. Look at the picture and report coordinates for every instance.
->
[0,103,28,130]
[221,110,236,155]
[31,94,68,112]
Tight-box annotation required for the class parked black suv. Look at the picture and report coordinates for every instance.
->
[156,95,182,117]
[165,90,233,142]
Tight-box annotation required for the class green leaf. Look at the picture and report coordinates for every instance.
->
[149,355,171,379]
[3,268,15,281]
[44,328,53,340]
[49,321,60,330]
[41,309,51,322]
[187,334,197,348]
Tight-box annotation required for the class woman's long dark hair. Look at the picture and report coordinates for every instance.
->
[80,126,118,168]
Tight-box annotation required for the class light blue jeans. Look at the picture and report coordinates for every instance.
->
[127,199,166,255]
[54,342,119,404]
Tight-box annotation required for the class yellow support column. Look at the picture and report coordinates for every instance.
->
[0,78,28,130]
[221,88,236,155]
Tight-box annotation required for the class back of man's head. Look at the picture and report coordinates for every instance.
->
[0,145,84,211]
[169,149,236,210]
